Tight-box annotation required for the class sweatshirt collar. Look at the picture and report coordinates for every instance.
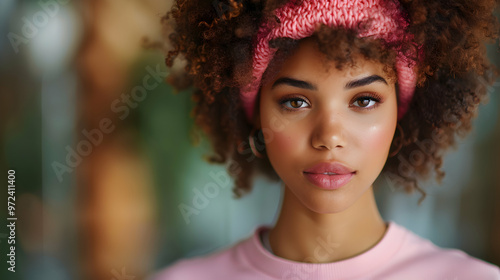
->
[239,220,406,279]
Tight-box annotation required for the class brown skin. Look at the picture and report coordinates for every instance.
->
[256,37,396,262]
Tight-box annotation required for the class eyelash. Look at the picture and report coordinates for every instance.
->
[278,93,383,112]
[278,96,307,112]
[351,93,383,111]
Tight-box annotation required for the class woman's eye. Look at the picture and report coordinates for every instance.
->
[353,96,380,109]
[278,95,381,111]
[279,97,309,110]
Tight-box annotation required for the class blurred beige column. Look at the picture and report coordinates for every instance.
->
[76,0,171,279]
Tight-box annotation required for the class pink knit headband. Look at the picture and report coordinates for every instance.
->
[240,0,418,122]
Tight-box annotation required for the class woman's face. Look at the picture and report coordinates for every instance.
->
[258,38,398,214]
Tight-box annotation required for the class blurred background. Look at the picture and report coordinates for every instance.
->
[0,0,499,279]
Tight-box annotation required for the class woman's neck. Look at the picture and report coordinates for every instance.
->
[268,185,387,263]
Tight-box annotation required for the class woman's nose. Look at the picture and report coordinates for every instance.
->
[311,111,346,151]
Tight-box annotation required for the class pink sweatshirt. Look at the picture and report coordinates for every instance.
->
[151,221,500,280]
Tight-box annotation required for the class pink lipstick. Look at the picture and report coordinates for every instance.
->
[303,162,356,190]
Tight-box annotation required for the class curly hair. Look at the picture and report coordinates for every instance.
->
[160,0,499,203]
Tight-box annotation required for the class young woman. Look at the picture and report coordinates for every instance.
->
[151,0,500,279]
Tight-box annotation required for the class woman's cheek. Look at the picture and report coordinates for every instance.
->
[365,124,395,158]
[266,130,296,156]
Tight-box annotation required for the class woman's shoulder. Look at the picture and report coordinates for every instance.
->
[149,247,238,280]
[149,256,220,280]
[148,232,257,280]
[391,222,500,279]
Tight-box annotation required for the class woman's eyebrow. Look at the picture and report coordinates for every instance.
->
[345,75,388,89]
[270,75,387,91]
[271,77,317,90]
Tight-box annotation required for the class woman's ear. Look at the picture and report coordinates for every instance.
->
[252,111,261,129]
[252,96,261,128]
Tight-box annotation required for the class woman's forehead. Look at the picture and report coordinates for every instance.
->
[268,39,393,84]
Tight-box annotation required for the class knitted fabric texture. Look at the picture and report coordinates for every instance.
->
[240,0,418,122]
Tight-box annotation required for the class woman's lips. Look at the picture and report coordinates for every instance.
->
[303,172,355,190]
